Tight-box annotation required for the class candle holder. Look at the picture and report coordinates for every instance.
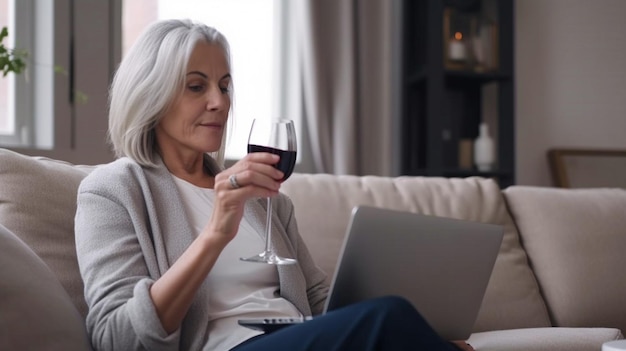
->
[443,2,499,72]
[443,7,472,70]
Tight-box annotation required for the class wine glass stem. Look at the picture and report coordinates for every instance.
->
[264,197,273,255]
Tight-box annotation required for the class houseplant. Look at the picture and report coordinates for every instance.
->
[0,26,26,76]
[1,26,87,104]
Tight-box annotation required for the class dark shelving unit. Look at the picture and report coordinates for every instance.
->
[401,0,515,187]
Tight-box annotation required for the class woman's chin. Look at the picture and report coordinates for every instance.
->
[200,142,223,154]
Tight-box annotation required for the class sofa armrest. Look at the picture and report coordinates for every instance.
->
[469,327,623,351]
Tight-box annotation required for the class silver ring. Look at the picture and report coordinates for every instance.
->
[229,174,241,189]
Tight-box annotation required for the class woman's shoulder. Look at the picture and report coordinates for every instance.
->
[79,157,147,194]
[84,157,144,179]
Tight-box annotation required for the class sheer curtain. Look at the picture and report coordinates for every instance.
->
[281,0,402,176]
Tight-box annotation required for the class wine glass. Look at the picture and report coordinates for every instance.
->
[240,118,298,265]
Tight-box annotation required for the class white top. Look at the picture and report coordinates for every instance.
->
[172,176,302,351]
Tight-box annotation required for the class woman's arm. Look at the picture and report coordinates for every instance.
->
[76,188,176,350]
[148,152,285,333]
[76,153,284,348]
[148,229,228,333]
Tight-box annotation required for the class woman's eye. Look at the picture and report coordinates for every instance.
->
[220,86,230,94]
[188,84,204,92]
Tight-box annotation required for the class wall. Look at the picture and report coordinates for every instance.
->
[8,1,626,177]
[515,0,626,186]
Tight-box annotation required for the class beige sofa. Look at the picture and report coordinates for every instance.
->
[1,147,625,351]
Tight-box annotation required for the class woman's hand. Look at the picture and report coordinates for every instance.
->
[150,152,283,334]
[204,152,283,245]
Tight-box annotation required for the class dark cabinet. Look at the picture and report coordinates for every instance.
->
[401,0,515,187]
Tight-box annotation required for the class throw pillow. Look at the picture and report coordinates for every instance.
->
[0,223,91,350]
[504,186,626,333]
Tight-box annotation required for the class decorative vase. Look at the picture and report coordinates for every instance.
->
[473,122,494,172]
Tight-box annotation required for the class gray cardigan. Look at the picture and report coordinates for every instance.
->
[74,156,328,351]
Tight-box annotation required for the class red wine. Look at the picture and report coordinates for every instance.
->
[248,144,297,181]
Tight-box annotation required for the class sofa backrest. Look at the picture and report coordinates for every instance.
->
[0,148,553,334]
[281,173,552,332]
[504,186,626,334]
[0,148,95,318]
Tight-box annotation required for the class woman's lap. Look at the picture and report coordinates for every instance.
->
[231,296,462,351]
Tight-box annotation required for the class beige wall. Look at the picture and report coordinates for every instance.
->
[515,0,626,186]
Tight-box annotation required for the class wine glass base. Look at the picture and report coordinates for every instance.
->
[240,252,297,265]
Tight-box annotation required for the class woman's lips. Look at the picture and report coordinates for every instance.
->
[199,122,223,129]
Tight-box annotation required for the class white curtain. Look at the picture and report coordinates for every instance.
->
[280,0,401,176]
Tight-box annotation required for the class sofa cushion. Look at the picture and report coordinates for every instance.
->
[504,186,626,334]
[0,223,91,350]
[281,174,552,332]
[0,148,94,317]
[468,327,623,351]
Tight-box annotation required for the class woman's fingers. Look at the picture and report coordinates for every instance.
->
[205,153,283,240]
[218,152,284,193]
[240,152,284,180]
[216,173,279,199]
[227,169,280,192]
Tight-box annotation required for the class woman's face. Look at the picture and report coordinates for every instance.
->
[155,41,231,159]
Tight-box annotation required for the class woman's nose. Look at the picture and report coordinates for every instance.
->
[206,88,228,111]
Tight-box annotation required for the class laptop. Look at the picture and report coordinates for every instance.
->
[239,205,504,340]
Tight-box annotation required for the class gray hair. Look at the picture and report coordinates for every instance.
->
[108,19,232,167]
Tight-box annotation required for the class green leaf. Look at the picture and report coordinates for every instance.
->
[0,26,27,75]
[0,27,8,42]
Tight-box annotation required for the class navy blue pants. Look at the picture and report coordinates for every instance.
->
[232,296,463,351]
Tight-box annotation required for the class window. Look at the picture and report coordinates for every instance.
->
[0,0,55,149]
[0,0,303,167]
[122,0,280,160]
[0,0,17,138]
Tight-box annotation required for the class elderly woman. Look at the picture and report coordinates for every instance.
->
[74,18,473,351]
